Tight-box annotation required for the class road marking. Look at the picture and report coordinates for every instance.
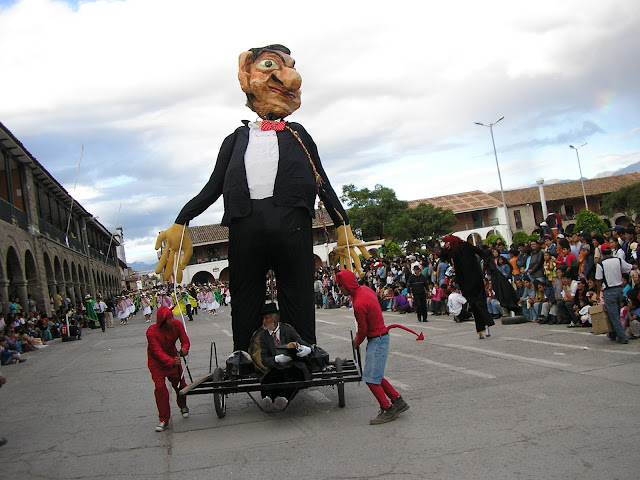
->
[318,332,351,342]
[211,322,220,327]
[500,336,640,356]
[444,344,571,367]
[221,329,233,338]
[391,351,496,379]
[317,319,341,326]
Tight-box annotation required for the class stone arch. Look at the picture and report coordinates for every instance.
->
[24,249,40,311]
[218,267,230,283]
[63,259,74,301]
[615,216,631,227]
[72,263,81,304]
[467,233,483,246]
[367,247,380,258]
[313,254,323,268]
[43,252,56,304]
[564,223,576,235]
[6,246,26,309]
[192,270,215,285]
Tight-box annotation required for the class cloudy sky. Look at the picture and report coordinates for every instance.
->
[1,0,639,264]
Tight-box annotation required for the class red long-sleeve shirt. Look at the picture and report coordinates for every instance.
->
[146,308,190,376]
[335,270,387,346]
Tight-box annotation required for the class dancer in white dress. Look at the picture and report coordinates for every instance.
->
[141,294,152,323]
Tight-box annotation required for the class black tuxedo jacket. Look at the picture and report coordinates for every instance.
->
[175,121,348,227]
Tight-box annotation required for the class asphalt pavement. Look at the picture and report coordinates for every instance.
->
[1,305,639,479]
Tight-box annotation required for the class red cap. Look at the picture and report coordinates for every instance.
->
[601,243,611,251]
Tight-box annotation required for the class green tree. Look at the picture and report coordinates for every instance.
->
[484,233,506,246]
[574,209,608,235]
[512,231,539,245]
[381,240,403,258]
[601,182,640,219]
[389,202,456,250]
[340,184,408,240]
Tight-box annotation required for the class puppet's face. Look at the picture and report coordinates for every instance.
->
[238,49,302,120]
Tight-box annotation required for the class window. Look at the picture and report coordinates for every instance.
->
[565,205,575,218]
[513,210,522,229]
[471,211,483,228]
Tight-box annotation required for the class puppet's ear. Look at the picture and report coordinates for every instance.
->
[238,51,253,93]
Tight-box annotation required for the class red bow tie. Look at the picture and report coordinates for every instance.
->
[260,121,286,132]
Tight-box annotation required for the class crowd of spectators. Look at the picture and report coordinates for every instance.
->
[311,219,640,339]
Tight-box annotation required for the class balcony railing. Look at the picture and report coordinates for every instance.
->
[453,217,501,231]
[0,198,28,231]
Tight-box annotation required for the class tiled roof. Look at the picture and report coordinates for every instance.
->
[487,172,640,206]
[188,209,334,244]
[408,190,503,213]
[189,224,229,245]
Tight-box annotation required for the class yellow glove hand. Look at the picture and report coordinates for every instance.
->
[155,223,193,283]
[335,224,372,277]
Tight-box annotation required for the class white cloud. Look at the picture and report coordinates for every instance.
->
[1,0,639,262]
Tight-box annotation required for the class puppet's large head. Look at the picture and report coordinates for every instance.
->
[238,44,302,120]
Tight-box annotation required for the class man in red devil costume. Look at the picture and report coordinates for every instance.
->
[335,270,409,425]
[147,306,190,432]
[442,235,495,339]
[155,44,369,353]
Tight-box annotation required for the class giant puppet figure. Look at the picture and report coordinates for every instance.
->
[442,235,496,339]
[155,45,368,352]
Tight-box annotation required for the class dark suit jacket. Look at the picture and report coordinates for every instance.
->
[175,121,348,227]
[249,322,311,374]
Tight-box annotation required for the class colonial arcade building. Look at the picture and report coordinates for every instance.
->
[0,121,123,316]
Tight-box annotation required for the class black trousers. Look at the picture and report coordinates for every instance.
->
[466,290,495,333]
[229,199,315,352]
[413,295,428,321]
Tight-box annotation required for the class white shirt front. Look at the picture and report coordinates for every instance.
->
[245,122,279,199]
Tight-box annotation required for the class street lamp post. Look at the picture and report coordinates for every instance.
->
[569,143,589,211]
[475,116,512,245]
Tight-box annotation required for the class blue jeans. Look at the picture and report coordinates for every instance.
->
[362,334,390,384]
[603,286,627,341]
[486,299,501,315]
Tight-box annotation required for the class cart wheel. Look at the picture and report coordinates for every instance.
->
[335,357,345,408]
[212,367,226,418]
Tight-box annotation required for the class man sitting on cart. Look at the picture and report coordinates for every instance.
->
[249,302,313,412]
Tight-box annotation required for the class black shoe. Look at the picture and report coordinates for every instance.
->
[618,339,629,344]
[607,333,617,341]
[390,396,410,416]
[0,437,7,447]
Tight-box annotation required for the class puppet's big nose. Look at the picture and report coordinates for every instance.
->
[281,67,302,91]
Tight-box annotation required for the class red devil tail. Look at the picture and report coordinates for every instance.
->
[387,324,424,341]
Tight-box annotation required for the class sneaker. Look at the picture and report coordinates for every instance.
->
[180,407,189,418]
[273,396,288,411]
[390,396,410,416]
[486,326,491,337]
[155,421,169,432]
[260,396,274,413]
[369,407,397,425]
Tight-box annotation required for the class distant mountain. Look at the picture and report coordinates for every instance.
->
[530,162,640,187]
[129,261,156,272]
[613,161,640,175]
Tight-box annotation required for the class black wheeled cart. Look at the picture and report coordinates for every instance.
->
[179,334,362,418]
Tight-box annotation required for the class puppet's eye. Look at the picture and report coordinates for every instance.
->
[258,59,278,70]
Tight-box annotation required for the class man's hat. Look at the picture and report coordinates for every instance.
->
[601,243,612,251]
[611,225,623,231]
[261,302,279,316]
[413,265,421,270]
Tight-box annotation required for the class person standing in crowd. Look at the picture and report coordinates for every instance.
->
[94,294,107,332]
[105,295,115,328]
[147,306,190,432]
[336,269,409,425]
[141,294,152,323]
[595,243,632,344]
[442,235,495,339]
[117,296,129,325]
[407,265,429,322]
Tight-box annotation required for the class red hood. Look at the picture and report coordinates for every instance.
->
[335,270,360,295]
[156,306,174,325]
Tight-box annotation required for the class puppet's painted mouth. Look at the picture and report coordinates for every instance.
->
[269,86,298,99]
